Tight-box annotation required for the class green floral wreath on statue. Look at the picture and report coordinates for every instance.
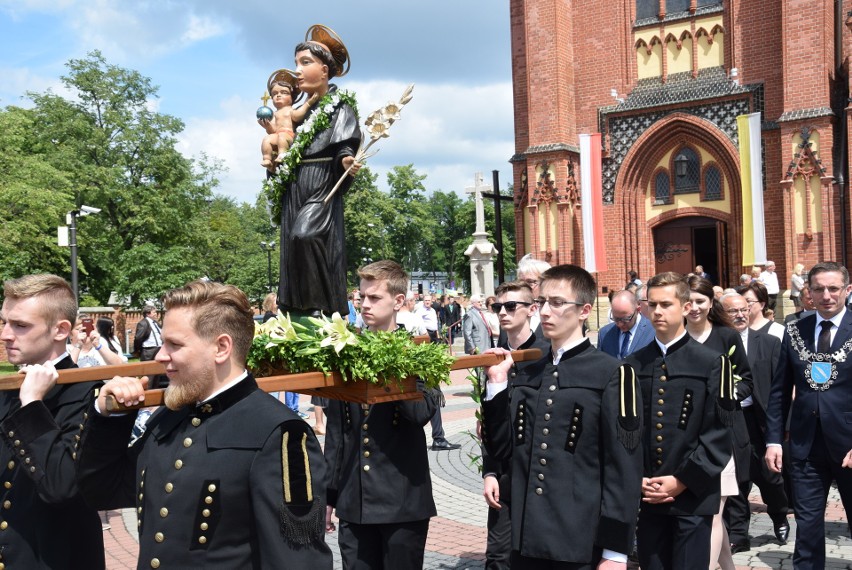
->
[262,89,359,222]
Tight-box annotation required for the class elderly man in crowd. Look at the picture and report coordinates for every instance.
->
[598,289,655,359]
[720,293,790,552]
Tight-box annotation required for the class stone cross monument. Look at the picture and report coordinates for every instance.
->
[464,172,498,297]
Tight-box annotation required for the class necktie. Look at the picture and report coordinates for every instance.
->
[152,320,163,347]
[478,309,493,337]
[818,320,832,354]
[619,331,631,358]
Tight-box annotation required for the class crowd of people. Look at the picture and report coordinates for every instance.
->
[1,256,851,569]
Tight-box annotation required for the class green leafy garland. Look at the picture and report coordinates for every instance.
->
[247,312,454,391]
[262,89,359,221]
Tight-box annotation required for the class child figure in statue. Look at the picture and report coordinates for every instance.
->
[258,69,317,171]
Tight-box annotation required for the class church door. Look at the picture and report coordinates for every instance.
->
[652,216,726,285]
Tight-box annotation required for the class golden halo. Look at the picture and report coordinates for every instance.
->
[266,69,301,99]
[305,24,350,78]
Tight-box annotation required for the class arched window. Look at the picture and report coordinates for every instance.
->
[655,171,671,204]
[673,147,700,194]
[636,0,656,19]
[704,165,722,200]
[636,0,721,20]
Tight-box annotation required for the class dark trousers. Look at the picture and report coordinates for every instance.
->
[767,293,778,312]
[430,407,445,442]
[140,346,160,361]
[510,550,600,570]
[637,510,712,570]
[724,408,789,543]
[789,425,852,570]
[140,346,168,389]
[486,474,512,570]
[338,519,429,570]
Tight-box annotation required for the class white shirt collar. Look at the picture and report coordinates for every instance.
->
[49,352,70,366]
[199,370,249,405]
[815,306,846,330]
[552,336,587,365]
[654,331,687,356]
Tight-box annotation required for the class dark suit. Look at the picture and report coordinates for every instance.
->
[0,355,104,570]
[700,326,753,486]
[134,316,167,388]
[483,331,550,570]
[77,375,332,569]
[597,314,655,359]
[482,339,643,565]
[724,329,788,544]
[324,385,439,569]
[626,335,731,570]
[766,310,852,569]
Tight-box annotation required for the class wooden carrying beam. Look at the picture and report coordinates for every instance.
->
[0,349,542,410]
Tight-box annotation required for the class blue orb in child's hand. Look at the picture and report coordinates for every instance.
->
[256,106,274,121]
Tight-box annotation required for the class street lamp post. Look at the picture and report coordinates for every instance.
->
[260,241,276,292]
[66,205,101,302]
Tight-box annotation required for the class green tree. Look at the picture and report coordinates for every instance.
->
[0,106,75,283]
[342,167,396,283]
[23,51,220,304]
[427,190,467,282]
[385,165,436,272]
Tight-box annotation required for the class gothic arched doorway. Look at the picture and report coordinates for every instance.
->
[653,216,728,285]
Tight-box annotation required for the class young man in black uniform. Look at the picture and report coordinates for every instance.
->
[76,280,332,569]
[625,272,732,570]
[324,260,441,569]
[482,264,643,569]
[481,280,549,569]
[0,274,105,569]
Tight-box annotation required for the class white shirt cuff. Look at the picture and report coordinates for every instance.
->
[602,549,627,563]
[766,443,782,448]
[484,381,508,401]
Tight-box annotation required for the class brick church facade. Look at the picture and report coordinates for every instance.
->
[510,0,851,298]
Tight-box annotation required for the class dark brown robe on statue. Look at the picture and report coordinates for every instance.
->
[278,84,361,316]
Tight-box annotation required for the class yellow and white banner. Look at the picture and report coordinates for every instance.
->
[737,112,766,266]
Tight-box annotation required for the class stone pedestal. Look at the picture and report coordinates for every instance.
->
[464,173,498,297]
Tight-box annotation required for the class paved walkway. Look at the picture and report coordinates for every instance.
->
[101,342,852,569]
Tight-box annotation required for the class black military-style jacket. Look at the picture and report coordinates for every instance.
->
[482,339,643,563]
[324,388,439,525]
[481,331,550,486]
[0,355,104,570]
[626,334,731,516]
[77,375,332,570]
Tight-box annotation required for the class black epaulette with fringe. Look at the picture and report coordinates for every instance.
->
[617,364,641,450]
[715,355,736,427]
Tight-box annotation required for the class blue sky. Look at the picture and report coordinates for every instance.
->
[0,1,515,204]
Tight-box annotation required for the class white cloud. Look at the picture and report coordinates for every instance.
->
[182,14,224,43]
[0,67,68,106]
[177,79,514,205]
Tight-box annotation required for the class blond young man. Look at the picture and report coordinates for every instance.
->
[324,260,440,569]
[482,265,642,569]
[0,274,104,569]
[76,280,331,569]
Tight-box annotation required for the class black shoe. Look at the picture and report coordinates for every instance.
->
[431,440,461,451]
[773,519,790,544]
[730,541,751,554]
